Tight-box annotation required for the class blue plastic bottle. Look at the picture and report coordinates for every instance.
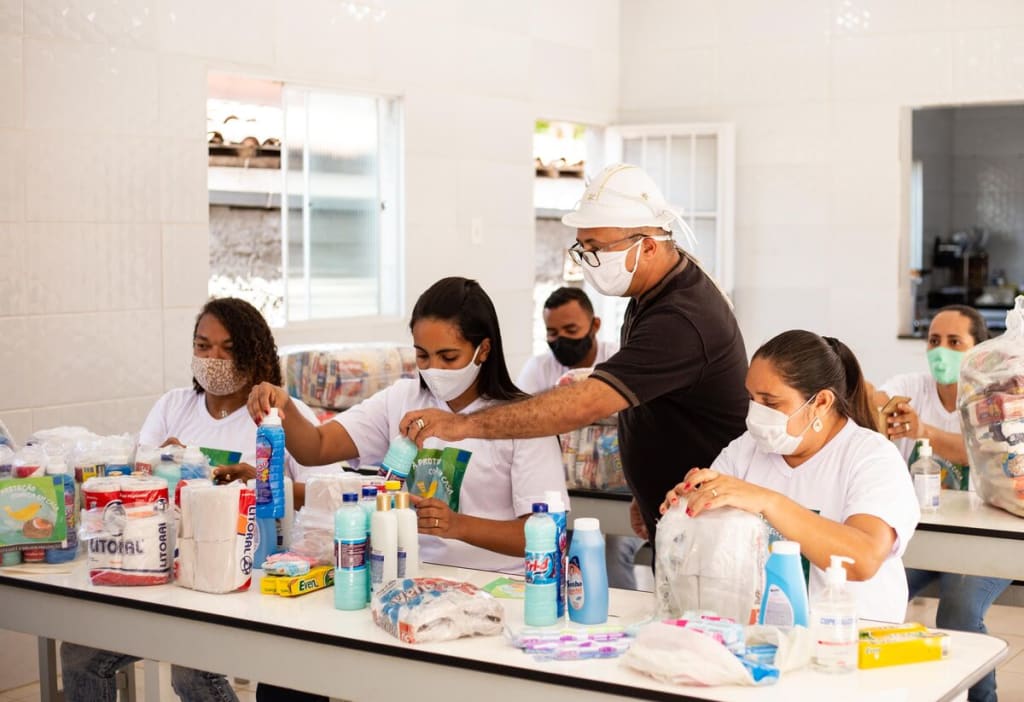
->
[567,517,608,624]
[255,408,286,519]
[379,435,418,487]
[253,516,283,569]
[334,492,369,610]
[360,485,378,597]
[758,540,809,627]
[544,490,568,618]
[524,503,558,626]
[44,456,78,564]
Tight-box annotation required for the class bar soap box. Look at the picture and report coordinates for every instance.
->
[858,622,950,669]
[260,565,334,597]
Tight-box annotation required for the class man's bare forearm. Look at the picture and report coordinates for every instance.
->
[466,379,627,439]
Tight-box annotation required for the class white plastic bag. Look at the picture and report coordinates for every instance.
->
[655,504,768,624]
[371,577,504,644]
[958,295,1024,517]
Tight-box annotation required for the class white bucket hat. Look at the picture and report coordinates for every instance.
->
[563,163,731,307]
[561,163,697,249]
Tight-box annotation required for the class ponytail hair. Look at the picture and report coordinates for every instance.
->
[753,330,878,433]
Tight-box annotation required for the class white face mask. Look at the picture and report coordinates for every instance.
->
[584,234,674,297]
[745,395,818,455]
[419,346,482,402]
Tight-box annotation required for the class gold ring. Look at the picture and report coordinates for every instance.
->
[434,517,439,528]
[416,418,426,430]
[904,422,911,431]
[711,488,718,498]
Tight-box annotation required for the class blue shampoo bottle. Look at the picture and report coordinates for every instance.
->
[255,408,286,519]
[758,540,809,627]
[567,517,608,624]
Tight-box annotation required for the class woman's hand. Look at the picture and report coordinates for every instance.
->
[409,494,462,540]
[887,401,921,440]
[400,409,469,447]
[661,468,773,519]
[659,467,703,514]
[247,382,291,424]
[212,462,257,485]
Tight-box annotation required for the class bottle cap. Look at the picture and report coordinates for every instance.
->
[385,480,401,492]
[918,438,932,457]
[375,493,392,511]
[394,491,410,510]
[361,485,379,498]
[573,517,600,531]
[826,555,855,586]
[342,492,358,503]
[771,540,800,555]
[543,490,566,513]
[260,407,282,426]
[531,503,549,513]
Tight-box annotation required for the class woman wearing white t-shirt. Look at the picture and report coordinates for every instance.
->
[248,277,568,573]
[660,330,920,623]
[876,306,1007,702]
[63,297,336,702]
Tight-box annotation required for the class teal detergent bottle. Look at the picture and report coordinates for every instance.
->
[758,540,809,627]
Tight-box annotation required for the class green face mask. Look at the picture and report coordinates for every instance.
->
[927,346,964,385]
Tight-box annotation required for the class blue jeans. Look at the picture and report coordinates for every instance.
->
[907,569,1012,702]
[60,642,239,702]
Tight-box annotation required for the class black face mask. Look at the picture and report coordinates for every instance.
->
[548,332,594,367]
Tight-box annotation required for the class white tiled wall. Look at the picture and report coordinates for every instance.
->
[619,0,1024,383]
[0,0,620,443]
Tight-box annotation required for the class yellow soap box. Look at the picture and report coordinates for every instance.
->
[260,565,334,597]
[858,622,950,669]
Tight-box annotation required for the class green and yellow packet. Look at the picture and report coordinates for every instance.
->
[408,447,471,512]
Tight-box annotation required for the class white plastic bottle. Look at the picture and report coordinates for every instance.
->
[393,491,419,578]
[369,492,398,594]
[811,555,858,673]
[911,438,941,512]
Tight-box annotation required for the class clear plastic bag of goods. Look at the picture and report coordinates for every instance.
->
[655,505,769,624]
[287,507,335,565]
[958,296,1024,517]
[371,577,505,644]
[80,500,173,586]
[279,343,417,411]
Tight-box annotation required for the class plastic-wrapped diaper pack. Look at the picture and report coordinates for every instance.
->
[959,296,1024,517]
[371,577,505,644]
[279,343,417,411]
[655,505,769,624]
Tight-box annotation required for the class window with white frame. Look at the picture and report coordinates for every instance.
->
[207,73,403,326]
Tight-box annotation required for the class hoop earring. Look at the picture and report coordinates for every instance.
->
[812,417,823,433]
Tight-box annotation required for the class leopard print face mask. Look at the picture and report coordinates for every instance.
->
[191,356,249,396]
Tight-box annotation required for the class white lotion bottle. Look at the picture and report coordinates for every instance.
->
[393,491,419,578]
[811,555,858,673]
[369,492,398,594]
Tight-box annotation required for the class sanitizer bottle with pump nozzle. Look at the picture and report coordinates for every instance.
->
[911,438,941,512]
[811,555,858,673]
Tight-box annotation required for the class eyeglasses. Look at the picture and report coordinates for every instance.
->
[567,234,645,268]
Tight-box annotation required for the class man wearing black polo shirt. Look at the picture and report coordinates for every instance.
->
[402,163,749,546]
